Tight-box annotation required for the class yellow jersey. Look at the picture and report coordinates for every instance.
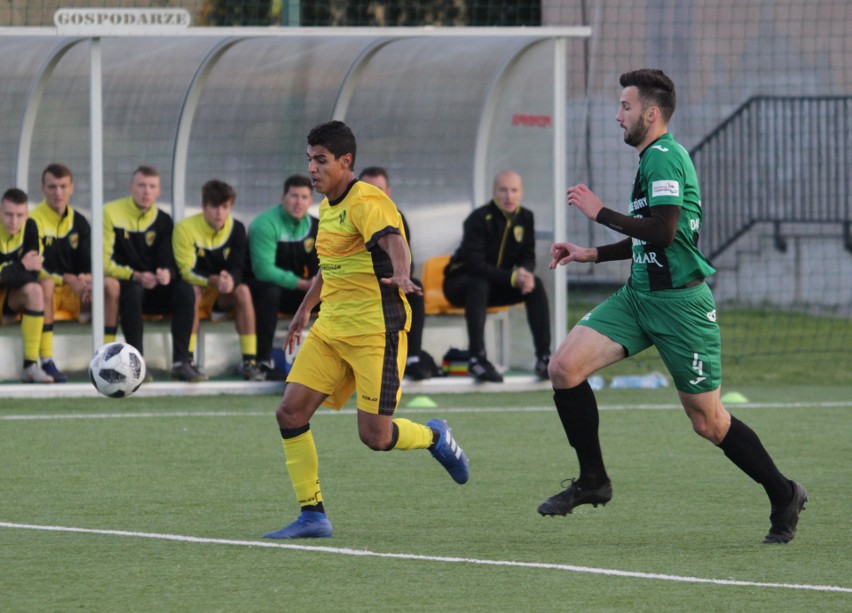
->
[312,180,411,338]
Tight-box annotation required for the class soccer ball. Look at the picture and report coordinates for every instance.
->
[88,342,146,398]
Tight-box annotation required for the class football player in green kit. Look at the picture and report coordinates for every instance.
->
[539,69,806,545]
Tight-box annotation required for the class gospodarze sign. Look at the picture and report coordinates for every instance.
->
[55,8,191,36]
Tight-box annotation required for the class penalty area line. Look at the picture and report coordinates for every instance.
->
[0,521,849,594]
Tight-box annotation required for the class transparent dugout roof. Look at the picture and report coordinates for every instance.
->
[1,30,587,265]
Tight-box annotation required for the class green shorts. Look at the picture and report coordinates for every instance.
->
[577,281,722,393]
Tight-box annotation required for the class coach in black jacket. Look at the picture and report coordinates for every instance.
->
[443,170,551,383]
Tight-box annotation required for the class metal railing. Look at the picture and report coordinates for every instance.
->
[691,96,852,260]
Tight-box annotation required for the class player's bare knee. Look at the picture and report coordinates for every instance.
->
[359,431,389,451]
[358,432,381,451]
[22,282,44,310]
[690,417,712,440]
[549,352,585,388]
[689,416,725,444]
[234,283,251,302]
[39,278,55,299]
[275,398,300,428]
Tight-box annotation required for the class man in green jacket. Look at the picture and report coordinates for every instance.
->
[248,175,319,380]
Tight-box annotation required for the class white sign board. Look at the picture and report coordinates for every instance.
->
[54,8,191,36]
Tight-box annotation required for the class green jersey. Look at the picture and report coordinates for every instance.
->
[628,132,716,291]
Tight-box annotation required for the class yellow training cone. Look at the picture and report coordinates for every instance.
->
[406,395,438,408]
[721,391,749,404]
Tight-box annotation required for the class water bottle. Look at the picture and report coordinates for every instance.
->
[588,375,605,391]
[609,371,668,389]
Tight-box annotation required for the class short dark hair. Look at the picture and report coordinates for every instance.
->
[359,166,389,183]
[201,179,236,207]
[283,174,312,194]
[42,163,73,185]
[2,188,28,205]
[133,165,160,179]
[307,120,356,167]
[619,69,676,123]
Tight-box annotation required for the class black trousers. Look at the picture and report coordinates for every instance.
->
[250,280,309,362]
[443,273,551,359]
[407,278,425,358]
[118,279,194,363]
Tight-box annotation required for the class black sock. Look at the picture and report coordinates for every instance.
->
[383,423,400,451]
[302,503,325,514]
[280,424,310,439]
[553,381,609,487]
[718,415,792,506]
[428,427,439,450]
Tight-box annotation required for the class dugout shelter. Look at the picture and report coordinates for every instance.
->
[0,13,590,359]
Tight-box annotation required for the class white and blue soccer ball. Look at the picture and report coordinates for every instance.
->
[88,342,146,398]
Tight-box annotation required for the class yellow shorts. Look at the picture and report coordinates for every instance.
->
[287,325,407,415]
[53,284,82,321]
[197,285,237,321]
[197,286,218,319]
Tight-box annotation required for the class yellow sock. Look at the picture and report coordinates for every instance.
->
[392,418,434,450]
[240,334,257,361]
[282,430,323,507]
[21,312,44,362]
[40,326,54,360]
[189,333,197,355]
[104,328,117,344]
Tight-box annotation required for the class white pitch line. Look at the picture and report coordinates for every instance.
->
[2,400,851,421]
[0,521,849,594]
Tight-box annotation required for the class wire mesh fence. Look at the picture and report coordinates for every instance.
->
[0,0,849,381]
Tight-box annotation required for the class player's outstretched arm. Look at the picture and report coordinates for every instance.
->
[377,232,422,295]
[550,242,597,269]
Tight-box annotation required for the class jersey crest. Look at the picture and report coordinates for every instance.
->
[145,230,156,247]
[69,233,79,250]
[513,225,524,243]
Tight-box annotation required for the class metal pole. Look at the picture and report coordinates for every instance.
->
[282,0,301,26]
[90,36,105,351]
[552,37,567,346]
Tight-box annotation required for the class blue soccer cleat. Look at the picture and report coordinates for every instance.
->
[263,511,333,539]
[40,359,68,383]
[427,418,470,484]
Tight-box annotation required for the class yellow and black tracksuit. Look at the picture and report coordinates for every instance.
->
[0,218,45,365]
[172,213,251,363]
[30,201,91,284]
[103,196,193,359]
[173,214,248,287]
[31,202,92,358]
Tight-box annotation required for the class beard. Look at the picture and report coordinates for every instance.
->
[623,116,649,147]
